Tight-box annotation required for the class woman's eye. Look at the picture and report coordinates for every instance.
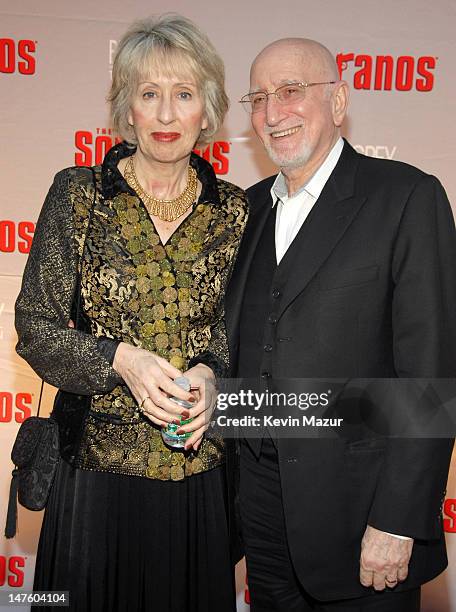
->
[178,91,192,100]
[142,91,157,99]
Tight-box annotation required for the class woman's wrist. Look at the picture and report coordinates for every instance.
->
[113,341,130,377]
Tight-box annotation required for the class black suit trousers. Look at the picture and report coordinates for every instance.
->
[239,437,420,612]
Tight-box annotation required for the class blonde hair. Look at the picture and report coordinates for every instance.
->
[108,14,228,146]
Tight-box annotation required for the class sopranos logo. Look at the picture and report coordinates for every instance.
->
[0,38,36,75]
[336,53,436,91]
[0,556,25,587]
[194,142,230,175]
[75,129,231,175]
[0,392,32,423]
[444,498,456,533]
[0,220,35,254]
[75,128,122,167]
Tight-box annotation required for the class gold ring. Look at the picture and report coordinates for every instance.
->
[140,396,151,412]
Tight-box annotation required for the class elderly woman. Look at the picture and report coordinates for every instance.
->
[15,14,248,612]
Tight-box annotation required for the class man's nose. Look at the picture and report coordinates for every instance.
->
[265,94,285,126]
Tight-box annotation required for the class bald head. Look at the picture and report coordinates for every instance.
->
[247,36,349,190]
[251,38,339,85]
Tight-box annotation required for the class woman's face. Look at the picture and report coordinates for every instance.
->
[127,66,208,166]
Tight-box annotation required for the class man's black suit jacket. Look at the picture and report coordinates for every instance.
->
[224,140,456,600]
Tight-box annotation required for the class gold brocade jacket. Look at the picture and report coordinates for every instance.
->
[15,142,249,481]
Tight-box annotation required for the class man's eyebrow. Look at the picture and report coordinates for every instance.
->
[249,79,303,93]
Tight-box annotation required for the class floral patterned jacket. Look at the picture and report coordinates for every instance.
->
[15,142,248,481]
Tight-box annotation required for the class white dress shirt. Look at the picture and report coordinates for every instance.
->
[270,137,411,542]
[271,137,344,264]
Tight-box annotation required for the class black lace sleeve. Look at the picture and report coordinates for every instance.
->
[15,169,123,395]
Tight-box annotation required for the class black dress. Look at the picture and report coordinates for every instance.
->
[33,460,235,612]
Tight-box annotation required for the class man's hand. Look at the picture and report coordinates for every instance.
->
[360,525,414,591]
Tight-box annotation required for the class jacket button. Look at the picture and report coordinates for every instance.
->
[268,314,277,324]
[286,457,297,463]
[261,371,271,379]
[272,289,281,298]
[263,344,273,352]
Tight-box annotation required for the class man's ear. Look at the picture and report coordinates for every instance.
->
[332,81,349,127]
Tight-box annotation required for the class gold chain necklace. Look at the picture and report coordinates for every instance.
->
[124,156,198,222]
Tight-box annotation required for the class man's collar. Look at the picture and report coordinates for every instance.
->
[270,136,344,207]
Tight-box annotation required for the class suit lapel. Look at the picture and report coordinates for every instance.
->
[276,141,367,319]
[225,142,369,363]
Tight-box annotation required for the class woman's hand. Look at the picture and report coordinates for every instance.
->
[176,363,218,451]
[113,342,195,427]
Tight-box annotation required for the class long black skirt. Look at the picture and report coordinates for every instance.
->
[33,459,236,612]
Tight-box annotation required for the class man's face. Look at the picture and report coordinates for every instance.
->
[249,44,337,170]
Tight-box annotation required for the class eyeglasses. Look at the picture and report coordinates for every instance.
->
[239,81,336,114]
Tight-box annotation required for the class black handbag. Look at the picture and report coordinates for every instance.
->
[4,382,60,538]
[4,167,98,539]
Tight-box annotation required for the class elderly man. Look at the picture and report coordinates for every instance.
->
[225,38,456,611]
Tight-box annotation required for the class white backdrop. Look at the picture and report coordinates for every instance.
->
[1,1,455,610]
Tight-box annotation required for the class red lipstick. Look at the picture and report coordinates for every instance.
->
[152,132,181,142]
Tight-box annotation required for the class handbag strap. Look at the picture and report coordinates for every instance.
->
[36,166,100,417]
